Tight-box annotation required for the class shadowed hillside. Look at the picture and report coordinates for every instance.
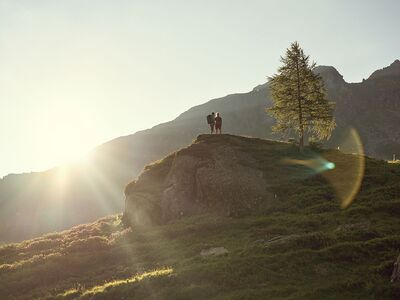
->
[1,135,400,299]
[1,61,400,243]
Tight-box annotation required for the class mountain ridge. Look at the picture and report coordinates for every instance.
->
[368,59,400,80]
[1,60,400,242]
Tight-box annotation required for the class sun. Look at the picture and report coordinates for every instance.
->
[64,148,90,164]
[32,108,96,169]
[47,138,92,167]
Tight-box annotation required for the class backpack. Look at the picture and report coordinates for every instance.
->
[206,114,212,124]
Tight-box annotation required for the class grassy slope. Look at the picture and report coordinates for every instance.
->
[1,136,400,300]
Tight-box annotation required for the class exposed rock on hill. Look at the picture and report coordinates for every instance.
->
[391,254,400,283]
[124,133,385,227]
[123,135,274,226]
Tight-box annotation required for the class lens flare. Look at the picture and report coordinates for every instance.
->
[282,157,335,174]
[324,127,365,208]
[281,127,365,209]
[325,162,335,170]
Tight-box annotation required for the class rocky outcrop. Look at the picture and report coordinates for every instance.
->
[391,254,400,283]
[123,135,274,226]
[200,247,229,258]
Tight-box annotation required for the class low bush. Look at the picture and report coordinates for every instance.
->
[66,236,110,252]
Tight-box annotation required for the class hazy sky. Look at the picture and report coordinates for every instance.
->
[0,0,399,177]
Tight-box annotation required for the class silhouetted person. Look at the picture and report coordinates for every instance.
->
[215,112,222,134]
[206,112,216,134]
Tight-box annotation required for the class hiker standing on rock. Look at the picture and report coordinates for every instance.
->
[215,112,222,134]
[206,112,216,134]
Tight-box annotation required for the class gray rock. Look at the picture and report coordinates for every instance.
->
[123,135,273,226]
[263,235,300,248]
[200,247,229,257]
[335,222,370,232]
[391,254,400,283]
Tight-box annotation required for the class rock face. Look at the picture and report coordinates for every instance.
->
[200,247,229,258]
[391,254,400,283]
[123,135,274,226]
[369,59,400,80]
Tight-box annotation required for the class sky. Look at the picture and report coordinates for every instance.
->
[0,0,399,177]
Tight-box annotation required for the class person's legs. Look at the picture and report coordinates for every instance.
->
[210,123,215,134]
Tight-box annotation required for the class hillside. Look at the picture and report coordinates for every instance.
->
[1,135,400,299]
[1,60,400,243]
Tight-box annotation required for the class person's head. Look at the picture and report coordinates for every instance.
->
[212,112,215,115]
[216,112,220,117]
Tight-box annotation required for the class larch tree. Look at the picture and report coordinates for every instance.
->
[267,41,336,151]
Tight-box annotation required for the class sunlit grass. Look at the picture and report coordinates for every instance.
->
[57,268,174,298]
[60,288,79,298]
[0,252,62,271]
[388,160,400,164]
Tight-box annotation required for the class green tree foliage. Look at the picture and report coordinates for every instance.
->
[267,41,336,151]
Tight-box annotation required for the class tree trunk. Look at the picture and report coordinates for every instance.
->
[296,58,304,152]
[299,126,304,152]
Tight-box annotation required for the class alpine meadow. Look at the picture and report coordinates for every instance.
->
[1,1,400,300]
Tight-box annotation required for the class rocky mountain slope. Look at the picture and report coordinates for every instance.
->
[1,135,400,299]
[318,59,400,157]
[1,61,400,242]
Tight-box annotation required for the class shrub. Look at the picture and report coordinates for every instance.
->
[0,243,17,258]
[66,236,110,252]
[109,228,133,245]
[308,140,323,150]
[23,239,63,252]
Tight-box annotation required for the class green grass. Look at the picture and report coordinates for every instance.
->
[1,206,400,299]
[1,136,400,299]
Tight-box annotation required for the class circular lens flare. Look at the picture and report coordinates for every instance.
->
[323,127,365,208]
[281,127,365,209]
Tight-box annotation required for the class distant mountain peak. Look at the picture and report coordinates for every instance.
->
[313,65,345,85]
[252,83,268,92]
[368,59,400,80]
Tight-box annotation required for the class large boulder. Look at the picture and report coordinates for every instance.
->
[123,134,274,226]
